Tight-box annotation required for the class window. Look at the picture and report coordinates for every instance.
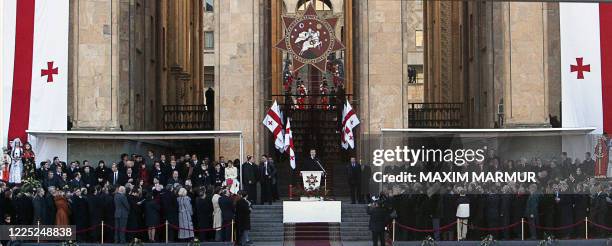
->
[204,31,214,50]
[205,0,213,12]
[415,30,423,48]
[204,66,214,88]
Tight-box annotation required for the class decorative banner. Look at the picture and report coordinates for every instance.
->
[275,3,344,72]
[301,171,323,191]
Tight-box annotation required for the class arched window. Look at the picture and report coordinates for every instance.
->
[297,0,332,11]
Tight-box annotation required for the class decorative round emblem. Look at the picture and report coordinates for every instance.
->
[275,3,344,72]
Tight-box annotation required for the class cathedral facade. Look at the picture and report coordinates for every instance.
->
[66,0,562,161]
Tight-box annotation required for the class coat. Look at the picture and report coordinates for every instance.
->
[195,196,213,231]
[177,196,194,239]
[367,205,390,232]
[160,190,179,224]
[32,195,47,223]
[72,196,90,231]
[235,198,251,231]
[144,199,161,227]
[114,193,130,219]
[219,195,235,222]
[211,194,222,230]
[54,196,70,225]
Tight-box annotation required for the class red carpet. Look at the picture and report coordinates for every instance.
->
[284,222,342,246]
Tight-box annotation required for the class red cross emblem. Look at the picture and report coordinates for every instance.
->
[41,61,58,82]
[268,120,273,125]
[570,57,590,79]
[344,127,350,134]
[290,156,295,160]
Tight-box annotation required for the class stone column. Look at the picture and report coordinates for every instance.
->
[360,0,405,134]
[70,0,122,130]
[502,2,550,127]
[216,0,263,158]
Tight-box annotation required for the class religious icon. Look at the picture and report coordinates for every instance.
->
[319,80,330,110]
[295,79,307,110]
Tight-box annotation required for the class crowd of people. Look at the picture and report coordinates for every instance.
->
[0,139,283,245]
[367,151,612,241]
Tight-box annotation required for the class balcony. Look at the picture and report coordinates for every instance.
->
[162,105,213,130]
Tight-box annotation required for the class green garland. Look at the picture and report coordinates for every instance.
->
[21,177,41,193]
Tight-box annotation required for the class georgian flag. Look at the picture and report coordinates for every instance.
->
[263,101,285,152]
[1,0,69,162]
[560,3,612,134]
[284,118,296,169]
[341,101,359,149]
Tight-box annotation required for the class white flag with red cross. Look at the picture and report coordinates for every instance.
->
[263,100,285,152]
[2,0,69,162]
[341,101,359,149]
[560,3,612,134]
[284,118,296,169]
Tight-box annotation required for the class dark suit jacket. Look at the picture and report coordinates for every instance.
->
[108,171,126,186]
[114,193,130,218]
[302,156,323,172]
[219,195,235,221]
[259,162,277,182]
[347,163,362,185]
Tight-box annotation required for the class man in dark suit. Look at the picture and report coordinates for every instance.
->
[302,149,324,172]
[242,156,258,204]
[367,200,390,246]
[347,157,362,204]
[109,163,126,187]
[114,186,130,243]
[259,155,277,205]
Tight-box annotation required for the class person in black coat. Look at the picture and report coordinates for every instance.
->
[43,187,56,225]
[95,161,110,186]
[347,157,362,204]
[102,187,116,243]
[32,188,47,224]
[13,191,33,225]
[160,185,179,242]
[484,192,501,238]
[367,200,390,246]
[195,189,214,241]
[72,189,90,242]
[144,192,160,242]
[259,155,276,205]
[499,188,513,240]
[81,166,97,190]
[572,185,589,238]
[87,187,104,242]
[218,190,235,241]
[302,149,324,172]
[235,190,252,245]
[241,156,258,204]
[126,190,143,242]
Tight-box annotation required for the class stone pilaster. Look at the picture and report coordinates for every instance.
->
[216,0,263,158]
[503,2,549,127]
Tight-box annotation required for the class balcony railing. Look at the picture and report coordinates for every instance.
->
[163,105,213,130]
[408,103,463,128]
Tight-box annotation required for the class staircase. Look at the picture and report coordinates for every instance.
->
[284,222,341,241]
[341,203,372,241]
[250,204,284,242]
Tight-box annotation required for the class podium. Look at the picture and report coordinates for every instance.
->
[284,171,340,223]
[301,171,325,192]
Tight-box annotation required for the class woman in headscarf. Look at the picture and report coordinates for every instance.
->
[9,138,23,184]
[177,187,194,241]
